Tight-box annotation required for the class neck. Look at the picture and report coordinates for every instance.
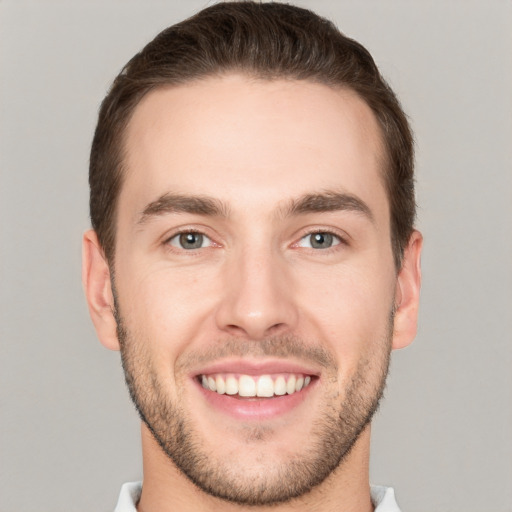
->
[136,423,374,512]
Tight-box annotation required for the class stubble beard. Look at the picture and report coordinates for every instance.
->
[115,306,393,506]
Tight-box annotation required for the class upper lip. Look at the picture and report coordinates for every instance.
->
[191,358,322,378]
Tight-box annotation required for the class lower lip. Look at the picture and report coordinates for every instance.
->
[195,379,316,420]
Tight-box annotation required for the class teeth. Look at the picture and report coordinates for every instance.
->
[215,375,226,394]
[274,376,287,396]
[207,376,217,392]
[239,375,256,397]
[200,373,313,397]
[225,375,238,395]
[286,375,296,395]
[256,375,274,397]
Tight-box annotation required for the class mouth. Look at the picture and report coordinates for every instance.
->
[199,373,313,398]
[192,361,319,420]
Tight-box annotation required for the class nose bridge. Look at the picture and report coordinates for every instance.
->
[215,240,297,339]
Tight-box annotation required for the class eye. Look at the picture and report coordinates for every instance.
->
[298,232,341,249]
[168,232,212,250]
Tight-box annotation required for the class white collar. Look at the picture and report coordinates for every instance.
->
[114,482,402,511]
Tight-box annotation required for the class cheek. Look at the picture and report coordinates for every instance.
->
[296,265,395,353]
[297,268,394,401]
[115,263,221,353]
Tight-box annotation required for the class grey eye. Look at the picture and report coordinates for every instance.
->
[298,232,340,249]
[169,232,211,250]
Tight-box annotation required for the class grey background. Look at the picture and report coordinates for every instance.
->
[1,1,511,511]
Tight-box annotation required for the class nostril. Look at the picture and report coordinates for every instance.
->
[263,323,285,338]
[224,322,288,340]
[225,324,246,334]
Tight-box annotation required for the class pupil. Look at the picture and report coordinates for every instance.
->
[312,233,332,249]
[180,233,202,249]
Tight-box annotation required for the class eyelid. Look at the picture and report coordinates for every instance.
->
[292,226,350,248]
[162,226,221,250]
[160,225,349,252]
[298,231,340,249]
[168,232,212,249]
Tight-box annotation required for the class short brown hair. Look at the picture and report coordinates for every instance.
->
[90,1,415,269]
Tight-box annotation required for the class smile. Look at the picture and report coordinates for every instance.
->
[200,373,313,398]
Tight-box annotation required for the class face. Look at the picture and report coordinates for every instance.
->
[98,75,410,505]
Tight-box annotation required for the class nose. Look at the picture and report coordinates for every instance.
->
[214,248,299,340]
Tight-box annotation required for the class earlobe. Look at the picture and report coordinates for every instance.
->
[392,230,423,350]
[82,230,120,351]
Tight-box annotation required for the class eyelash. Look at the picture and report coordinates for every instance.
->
[162,227,349,253]
[294,229,348,251]
[163,228,216,251]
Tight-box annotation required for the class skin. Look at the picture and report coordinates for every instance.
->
[83,75,422,512]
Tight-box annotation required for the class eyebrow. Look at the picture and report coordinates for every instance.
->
[137,190,374,225]
[137,193,230,225]
[281,190,374,222]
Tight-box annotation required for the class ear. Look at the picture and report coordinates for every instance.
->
[82,229,120,351]
[392,230,423,350]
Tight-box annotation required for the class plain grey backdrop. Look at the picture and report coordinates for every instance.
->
[1,1,511,511]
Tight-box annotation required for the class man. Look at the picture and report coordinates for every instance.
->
[82,2,422,511]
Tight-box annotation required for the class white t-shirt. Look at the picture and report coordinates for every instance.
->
[114,481,402,511]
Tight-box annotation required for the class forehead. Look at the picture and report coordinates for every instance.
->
[121,74,388,224]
